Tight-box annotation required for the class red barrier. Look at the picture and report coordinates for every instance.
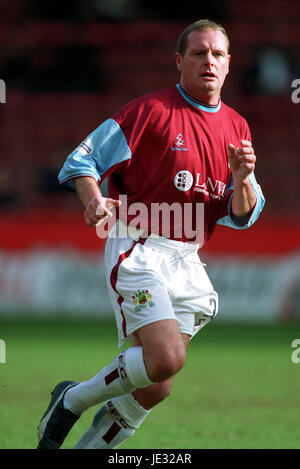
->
[0,211,299,256]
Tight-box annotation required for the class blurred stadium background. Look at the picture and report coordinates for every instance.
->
[1,0,300,451]
[0,0,299,323]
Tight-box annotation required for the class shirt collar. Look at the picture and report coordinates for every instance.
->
[176,84,221,113]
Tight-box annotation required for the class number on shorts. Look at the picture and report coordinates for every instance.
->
[209,298,217,318]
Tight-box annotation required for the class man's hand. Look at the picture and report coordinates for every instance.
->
[228,140,257,218]
[228,139,256,184]
[73,176,121,228]
[84,195,121,227]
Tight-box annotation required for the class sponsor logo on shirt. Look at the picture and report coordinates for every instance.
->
[174,170,193,191]
[194,173,226,199]
[174,170,226,199]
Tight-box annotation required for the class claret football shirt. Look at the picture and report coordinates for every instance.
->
[59,85,265,244]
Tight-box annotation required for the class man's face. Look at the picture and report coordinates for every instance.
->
[175,28,231,104]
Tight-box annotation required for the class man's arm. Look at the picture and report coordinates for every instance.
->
[228,139,257,219]
[74,176,120,227]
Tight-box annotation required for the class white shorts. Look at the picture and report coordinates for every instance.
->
[105,221,218,348]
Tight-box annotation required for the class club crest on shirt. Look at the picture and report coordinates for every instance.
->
[132,289,155,312]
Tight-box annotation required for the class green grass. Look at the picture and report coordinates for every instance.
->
[1,320,300,449]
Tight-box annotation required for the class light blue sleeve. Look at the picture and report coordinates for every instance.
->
[58,118,131,190]
[217,172,265,229]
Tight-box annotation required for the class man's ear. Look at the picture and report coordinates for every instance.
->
[175,52,182,72]
[226,54,231,75]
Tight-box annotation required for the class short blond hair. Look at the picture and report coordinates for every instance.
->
[177,19,230,56]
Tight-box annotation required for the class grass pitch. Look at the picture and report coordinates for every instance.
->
[0,319,300,449]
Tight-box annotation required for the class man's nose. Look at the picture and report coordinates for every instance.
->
[203,51,215,66]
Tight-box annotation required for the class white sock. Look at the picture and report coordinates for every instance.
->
[112,392,152,429]
[64,346,152,415]
[73,393,152,449]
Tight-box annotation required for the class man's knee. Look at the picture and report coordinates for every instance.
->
[133,379,173,410]
[149,346,186,382]
[135,319,187,383]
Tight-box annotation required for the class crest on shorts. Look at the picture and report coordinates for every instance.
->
[132,289,155,312]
